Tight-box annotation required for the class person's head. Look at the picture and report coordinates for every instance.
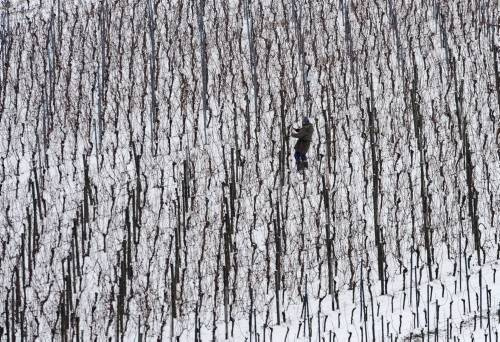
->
[302,117,310,125]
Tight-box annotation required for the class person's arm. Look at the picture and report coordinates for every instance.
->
[291,127,306,139]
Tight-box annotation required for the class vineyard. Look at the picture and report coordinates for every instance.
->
[0,0,499,340]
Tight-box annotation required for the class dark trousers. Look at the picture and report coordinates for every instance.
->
[294,151,307,166]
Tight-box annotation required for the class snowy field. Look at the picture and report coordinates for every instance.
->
[0,0,499,340]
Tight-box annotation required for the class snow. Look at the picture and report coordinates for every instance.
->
[0,0,499,341]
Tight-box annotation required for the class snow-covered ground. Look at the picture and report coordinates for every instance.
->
[0,0,499,340]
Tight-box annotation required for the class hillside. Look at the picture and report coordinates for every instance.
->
[0,0,499,340]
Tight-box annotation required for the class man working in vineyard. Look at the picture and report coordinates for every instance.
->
[291,117,314,172]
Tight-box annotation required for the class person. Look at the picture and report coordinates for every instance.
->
[291,117,313,171]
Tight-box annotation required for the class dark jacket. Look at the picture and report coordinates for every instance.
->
[291,123,313,154]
